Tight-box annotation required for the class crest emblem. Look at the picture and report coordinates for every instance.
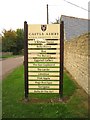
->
[41,25,47,31]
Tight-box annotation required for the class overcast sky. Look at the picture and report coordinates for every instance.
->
[0,0,90,33]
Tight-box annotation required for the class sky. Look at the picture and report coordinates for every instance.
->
[0,0,90,33]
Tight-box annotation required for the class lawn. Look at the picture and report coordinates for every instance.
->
[0,54,23,59]
[2,65,88,119]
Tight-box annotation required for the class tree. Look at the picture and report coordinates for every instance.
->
[15,29,24,54]
[52,18,60,24]
[2,29,24,55]
[2,29,17,54]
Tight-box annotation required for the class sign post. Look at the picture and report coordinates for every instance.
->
[24,21,28,99]
[60,21,64,98]
[24,21,64,99]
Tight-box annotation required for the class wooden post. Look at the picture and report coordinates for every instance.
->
[47,4,49,24]
[60,21,64,98]
[24,21,28,100]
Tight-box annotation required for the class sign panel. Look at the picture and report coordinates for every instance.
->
[29,90,59,93]
[28,24,60,39]
[28,81,59,84]
[28,76,59,80]
[24,21,64,98]
[28,63,59,67]
[27,24,60,93]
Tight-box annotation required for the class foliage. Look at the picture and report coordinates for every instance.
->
[2,29,17,54]
[15,29,24,54]
[52,18,60,24]
[2,29,24,55]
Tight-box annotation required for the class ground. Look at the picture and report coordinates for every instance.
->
[1,56,23,80]
[2,65,88,119]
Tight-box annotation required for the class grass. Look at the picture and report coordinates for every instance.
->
[2,65,88,119]
[0,54,23,59]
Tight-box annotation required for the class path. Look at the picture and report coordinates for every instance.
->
[0,56,24,80]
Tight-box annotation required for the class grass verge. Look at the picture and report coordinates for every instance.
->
[2,65,88,118]
[1,54,23,59]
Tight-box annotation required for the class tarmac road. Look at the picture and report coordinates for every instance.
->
[0,56,24,80]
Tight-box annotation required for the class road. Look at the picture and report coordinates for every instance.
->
[0,56,24,80]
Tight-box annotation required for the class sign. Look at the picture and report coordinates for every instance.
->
[24,21,64,98]
[28,24,60,39]
[28,24,60,93]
